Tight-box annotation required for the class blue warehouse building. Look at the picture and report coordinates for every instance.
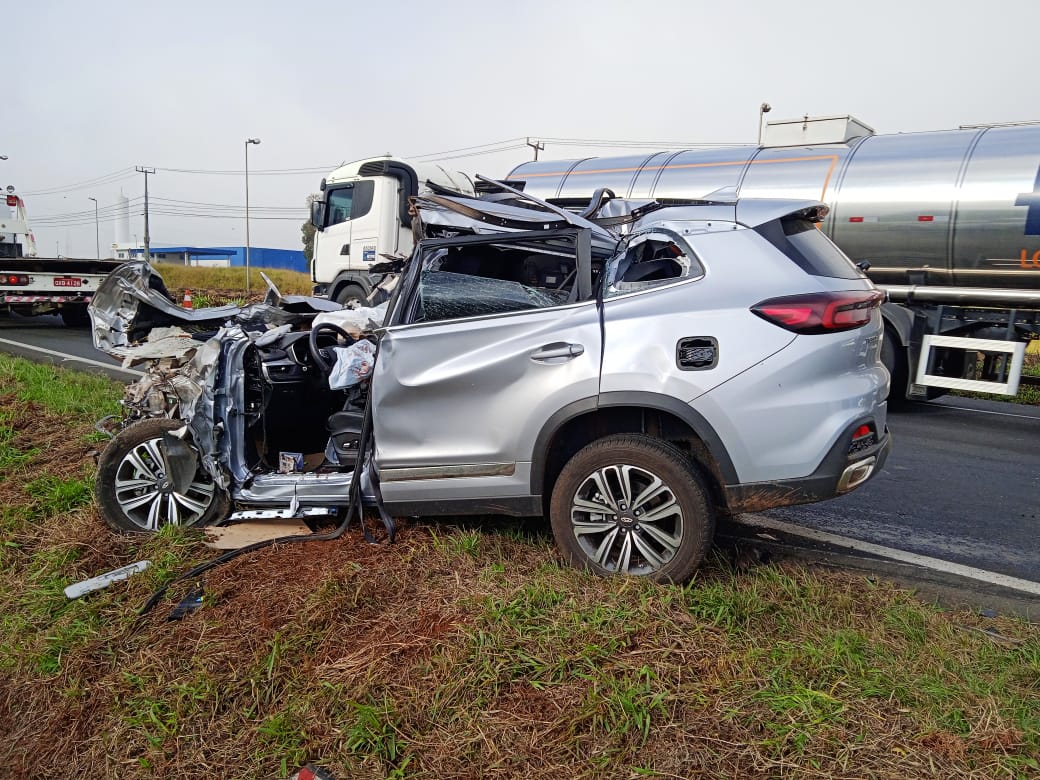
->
[125,246,308,273]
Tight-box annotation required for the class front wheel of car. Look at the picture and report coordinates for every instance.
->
[95,418,230,534]
[549,434,715,583]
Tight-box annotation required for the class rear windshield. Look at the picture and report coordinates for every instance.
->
[755,217,865,280]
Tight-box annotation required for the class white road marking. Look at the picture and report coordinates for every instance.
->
[936,403,1040,421]
[0,336,143,377]
[739,514,1040,596]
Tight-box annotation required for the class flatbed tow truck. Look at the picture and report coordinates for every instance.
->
[0,187,121,326]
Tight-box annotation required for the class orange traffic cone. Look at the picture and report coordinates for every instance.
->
[182,289,193,309]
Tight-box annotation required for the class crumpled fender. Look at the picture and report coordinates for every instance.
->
[161,427,200,494]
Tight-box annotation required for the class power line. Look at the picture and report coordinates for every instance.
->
[19,136,752,200]
[418,143,530,163]
[155,165,335,176]
[30,195,303,224]
[406,137,528,159]
[537,136,752,148]
[23,168,139,196]
[149,210,303,221]
[152,196,302,210]
[31,197,144,220]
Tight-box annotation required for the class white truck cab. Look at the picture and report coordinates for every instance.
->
[310,157,474,305]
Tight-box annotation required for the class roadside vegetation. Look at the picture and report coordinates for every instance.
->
[952,345,1040,406]
[151,263,313,307]
[0,353,1037,779]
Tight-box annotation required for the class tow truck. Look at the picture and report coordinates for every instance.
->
[0,186,121,326]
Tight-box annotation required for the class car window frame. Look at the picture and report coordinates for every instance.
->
[602,228,705,299]
[387,228,594,328]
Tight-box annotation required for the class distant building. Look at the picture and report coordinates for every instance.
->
[116,245,308,273]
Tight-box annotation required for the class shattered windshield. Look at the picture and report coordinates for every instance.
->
[412,241,576,322]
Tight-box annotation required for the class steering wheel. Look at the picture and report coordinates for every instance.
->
[308,323,354,375]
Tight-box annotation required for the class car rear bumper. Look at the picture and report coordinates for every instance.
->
[721,417,891,515]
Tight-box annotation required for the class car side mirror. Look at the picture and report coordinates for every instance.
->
[310,200,326,231]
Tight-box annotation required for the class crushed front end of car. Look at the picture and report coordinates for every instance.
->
[88,260,384,533]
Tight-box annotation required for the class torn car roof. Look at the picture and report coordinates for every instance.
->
[89,260,340,358]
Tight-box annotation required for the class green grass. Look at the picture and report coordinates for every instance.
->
[0,356,1038,778]
[0,356,121,420]
[152,262,312,297]
[23,475,93,520]
[0,415,38,471]
[950,345,1040,405]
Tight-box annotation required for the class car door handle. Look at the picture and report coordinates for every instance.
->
[530,342,585,362]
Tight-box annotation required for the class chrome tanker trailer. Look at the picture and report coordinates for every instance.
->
[509,116,1040,401]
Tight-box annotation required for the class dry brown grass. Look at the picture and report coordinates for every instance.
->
[1,357,1038,779]
[152,262,313,305]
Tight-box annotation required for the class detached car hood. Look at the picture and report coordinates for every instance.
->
[89,260,341,360]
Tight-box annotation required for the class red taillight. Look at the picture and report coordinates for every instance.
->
[4,274,30,286]
[751,290,884,334]
[5,195,18,207]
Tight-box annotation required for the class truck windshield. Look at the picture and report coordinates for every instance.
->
[325,181,375,227]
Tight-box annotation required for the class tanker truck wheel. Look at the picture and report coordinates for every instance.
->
[882,326,949,404]
[881,327,909,404]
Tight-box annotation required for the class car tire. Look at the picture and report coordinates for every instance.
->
[95,418,230,534]
[549,434,715,583]
[60,304,91,328]
[334,285,366,309]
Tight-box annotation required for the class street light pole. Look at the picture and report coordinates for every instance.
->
[87,197,100,259]
[758,102,772,146]
[244,138,261,296]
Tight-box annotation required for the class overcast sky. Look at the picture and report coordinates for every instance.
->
[4,0,1038,257]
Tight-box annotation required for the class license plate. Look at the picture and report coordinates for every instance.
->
[53,277,82,288]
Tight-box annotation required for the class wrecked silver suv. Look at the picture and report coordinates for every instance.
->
[90,180,890,582]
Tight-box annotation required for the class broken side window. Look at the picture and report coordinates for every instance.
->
[604,232,703,297]
[409,234,586,324]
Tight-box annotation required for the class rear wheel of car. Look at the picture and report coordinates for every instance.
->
[95,418,229,533]
[549,434,715,583]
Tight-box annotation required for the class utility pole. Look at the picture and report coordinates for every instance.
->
[244,138,261,296]
[87,197,100,259]
[525,137,545,161]
[136,166,155,262]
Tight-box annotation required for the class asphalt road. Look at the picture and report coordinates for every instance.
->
[2,312,1038,590]
[755,396,1040,584]
[0,312,141,381]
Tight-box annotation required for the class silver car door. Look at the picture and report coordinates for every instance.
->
[371,229,601,508]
